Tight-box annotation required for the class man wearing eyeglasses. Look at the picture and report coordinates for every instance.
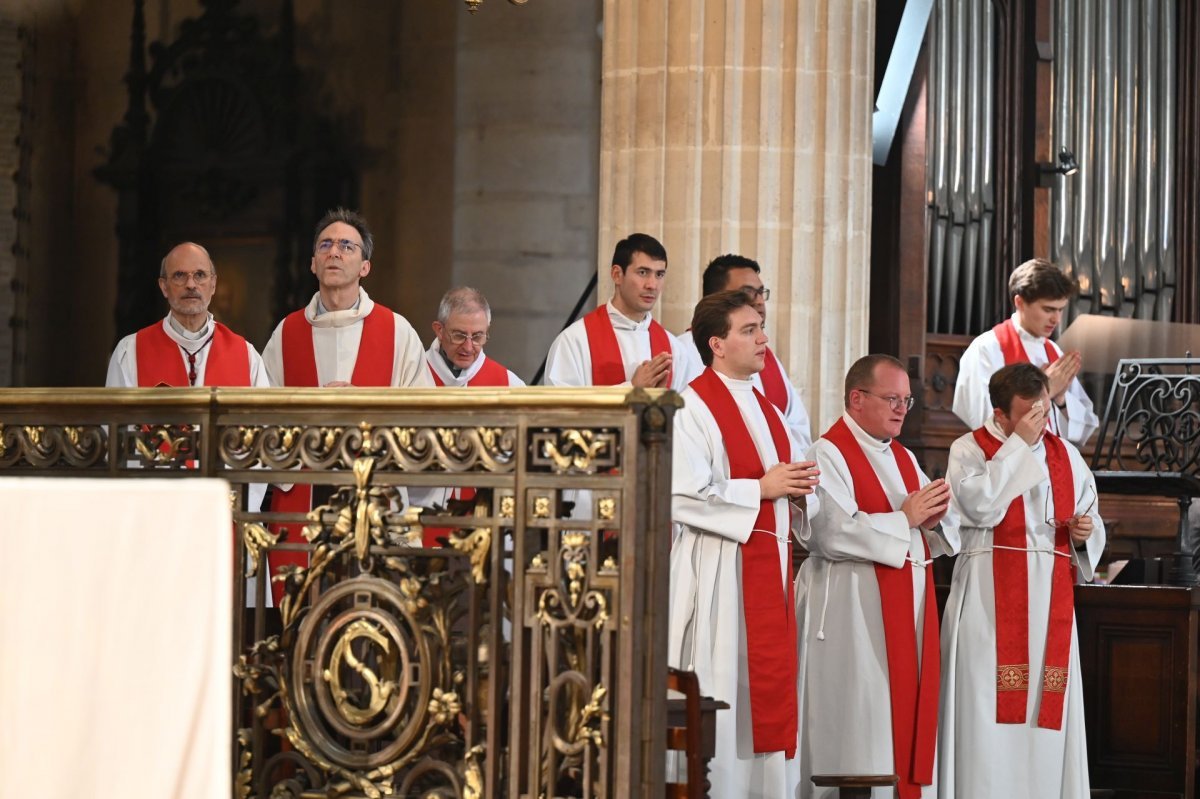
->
[796,354,959,799]
[678,254,813,452]
[425,287,524,387]
[106,241,269,389]
[953,259,1099,447]
[939,363,1103,799]
[261,208,431,606]
[261,207,431,390]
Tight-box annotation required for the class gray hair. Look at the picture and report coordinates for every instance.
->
[159,242,215,278]
[437,286,492,325]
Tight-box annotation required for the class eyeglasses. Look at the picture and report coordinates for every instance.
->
[739,286,771,301]
[164,270,213,286]
[446,330,489,346]
[1045,483,1096,528]
[316,238,363,254]
[857,389,915,411]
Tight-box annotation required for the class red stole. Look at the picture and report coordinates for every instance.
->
[270,302,397,605]
[993,318,1058,366]
[582,305,672,386]
[971,427,1076,730]
[759,346,789,412]
[689,368,797,756]
[428,354,510,386]
[134,321,251,387]
[822,419,939,799]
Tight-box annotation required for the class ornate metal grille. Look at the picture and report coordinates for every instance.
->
[0,386,676,798]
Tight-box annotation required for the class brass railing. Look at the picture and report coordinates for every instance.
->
[0,386,678,798]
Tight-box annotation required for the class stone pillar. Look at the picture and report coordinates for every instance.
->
[598,0,875,431]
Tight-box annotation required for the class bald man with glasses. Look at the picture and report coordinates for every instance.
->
[106,241,269,389]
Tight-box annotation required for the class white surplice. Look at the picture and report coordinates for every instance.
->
[796,414,960,799]
[670,371,811,799]
[939,419,1104,799]
[261,288,432,388]
[543,301,691,392]
[952,314,1099,446]
[424,340,525,387]
[676,332,813,453]
[106,313,270,389]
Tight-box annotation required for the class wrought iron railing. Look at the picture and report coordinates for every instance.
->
[0,386,677,798]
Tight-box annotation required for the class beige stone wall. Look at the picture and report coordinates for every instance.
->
[598,0,875,432]
[452,0,603,382]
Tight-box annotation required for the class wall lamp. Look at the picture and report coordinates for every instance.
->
[1036,147,1080,188]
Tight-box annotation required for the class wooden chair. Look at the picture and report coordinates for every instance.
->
[665,668,726,799]
[810,774,899,798]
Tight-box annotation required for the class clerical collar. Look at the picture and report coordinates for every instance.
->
[439,346,465,377]
[316,295,362,317]
[842,412,892,450]
[606,301,651,330]
[167,313,212,341]
[1009,312,1044,342]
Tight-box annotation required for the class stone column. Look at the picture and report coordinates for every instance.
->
[598,0,875,431]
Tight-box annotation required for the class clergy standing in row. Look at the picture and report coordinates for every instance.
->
[106,242,269,389]
[940,363,1103,799]
[797,355,959,799]
[953,258,1098,447]
[677,254,813,452]
[669,290,820,798]
[544,232,690,392]
[261,208,431,605]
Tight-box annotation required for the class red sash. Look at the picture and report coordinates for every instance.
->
[823,419,939,799]
[971,427,1076,730]
[427,354,511,386]
[134,321,251,387]
[582,305,672,386]
[759,346,789,412]
[690,368,797,755]
[271,302,397,605]
[993,318,1058,366]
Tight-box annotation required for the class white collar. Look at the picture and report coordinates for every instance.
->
[841,411,891,454]
[712,368,755,392]
[163,313,214,346]
[426,339,486,383]
[1009,312,1045,344]
[606,301,652,331]
[305,288,375,329]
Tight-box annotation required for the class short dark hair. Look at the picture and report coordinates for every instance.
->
[1008,258,1077,303]
[611,233,667,273]
[702,254,761,296]
[691,290,757,367]
[313,207,374,260]
[844,354,906,406]
[988,363,1050,415]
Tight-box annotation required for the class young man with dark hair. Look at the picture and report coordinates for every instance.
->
[670,290,820,797]
[940,363,1104,799]
[544,233,689,391]
[953,258,1098,446]
[796,354,959,799]
[679,253,813,451]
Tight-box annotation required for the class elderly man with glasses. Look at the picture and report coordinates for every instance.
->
[678,254,813,452]
[424,286,524,388]
[938,362,1103,799]
[106,241,269,389]
[795,354,959,799]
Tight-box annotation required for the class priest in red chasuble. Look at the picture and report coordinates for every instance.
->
[106,241,269,389]
[669,290,820,798]
[940,363,1103,799]
[424,286,524,388]
[952,258,1099,446]
[797,354,959,799]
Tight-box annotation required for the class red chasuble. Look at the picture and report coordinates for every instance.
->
[690,368,797,756]
[427,355,510,386]
[994,318,1058,366]
[758,346,789,412]
[822,419,939,799]
[269,303,397,605]
[581,305,673,386]
[971,427,1076,730]
[134,321,251,387]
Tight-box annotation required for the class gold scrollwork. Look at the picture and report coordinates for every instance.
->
[449,526,492,585]
[573,684,609,749]
[541,429,607,472]
[530,427,620,475]
[499,494,515,518]
[427,687,462,726]
[132,425,192,464]
[532,495,551,519]
[241,522,279,578]
[596,496,616,521]
[323,619,399,726]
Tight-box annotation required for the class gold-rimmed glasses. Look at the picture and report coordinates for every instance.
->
[1045,483,1096,528]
